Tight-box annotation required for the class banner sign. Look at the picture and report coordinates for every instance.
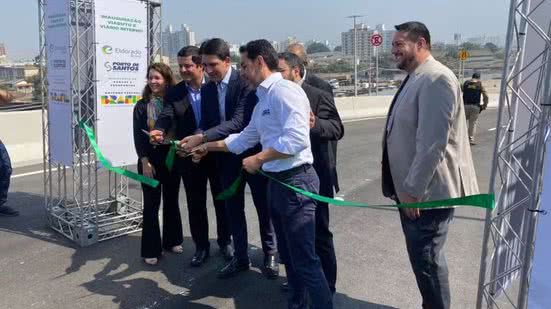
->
[45,0,73,165]
[95,0,148,167]
[528,138,551,308]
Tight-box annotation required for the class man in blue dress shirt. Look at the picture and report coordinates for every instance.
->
[193,39,332,309]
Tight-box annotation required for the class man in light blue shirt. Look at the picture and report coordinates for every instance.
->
[194,39,332,309]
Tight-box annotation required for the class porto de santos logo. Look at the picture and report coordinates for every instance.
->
[104,61,139,72]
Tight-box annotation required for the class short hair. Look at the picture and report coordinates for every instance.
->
[278,52,305,78]
[177,45,201,65]
[199,38,230,60]
[239,45,247,54]
[394,21,431,50]
[287,43,308,66]
[244,39,279,71]
[472,72,481,79]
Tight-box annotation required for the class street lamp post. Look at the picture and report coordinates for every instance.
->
[347,15,364,97]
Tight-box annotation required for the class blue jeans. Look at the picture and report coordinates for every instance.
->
[0,141,12,207]
[267,165,332,309]
[400,208,454,309]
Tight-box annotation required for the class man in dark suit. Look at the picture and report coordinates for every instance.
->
[288,43,341,194]
[181,38,278,279]
[278,52,344,294]
[287,43,334,96]
[150,46,232,267]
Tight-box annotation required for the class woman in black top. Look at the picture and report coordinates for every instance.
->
[133,63,182,265]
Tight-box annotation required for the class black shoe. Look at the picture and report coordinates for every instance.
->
[0,205,19,217]
[217,258,250,279]
[219,244,234,261]
[190,248,209,267]
[263,254,279,279]
[280,281,289,292]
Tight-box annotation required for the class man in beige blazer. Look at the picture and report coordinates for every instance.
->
[381,22,479,309]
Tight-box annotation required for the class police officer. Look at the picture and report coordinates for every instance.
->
[462,72,489,145]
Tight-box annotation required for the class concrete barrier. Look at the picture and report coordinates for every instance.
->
[0,96,500,168]
[0,110,44,168]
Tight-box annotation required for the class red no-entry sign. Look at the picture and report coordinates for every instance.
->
[371,34,383,47]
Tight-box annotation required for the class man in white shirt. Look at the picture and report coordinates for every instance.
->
[193,39,333,309]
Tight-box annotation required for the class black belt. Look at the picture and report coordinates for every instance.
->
[263,164,312,181]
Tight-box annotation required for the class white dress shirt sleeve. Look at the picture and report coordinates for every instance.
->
[271,83,311,155]
[224,107,260,155]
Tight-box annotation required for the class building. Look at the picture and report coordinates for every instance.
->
[454,33,463,46]
[342,23,371,62]
[374,24,394,54]
[278,36,299,52]
[161,24,197,58]
[0,64,39,81]
[0,43,7,64]
[342,23,395,62]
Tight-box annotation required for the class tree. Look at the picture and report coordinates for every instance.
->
[484,42,499,53]
[334,45,342,52]
[30,55,47,102]
[306,42,330,54]
[460,42,481,51]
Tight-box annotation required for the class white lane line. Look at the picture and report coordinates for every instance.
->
[343,116,386,124]
[12,170,44,179]
[336,178,373,198]
[488,128,497,131]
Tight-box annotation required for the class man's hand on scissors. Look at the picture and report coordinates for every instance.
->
[149,130,164,144]
[191,144,208,163]
[181,134,204,152]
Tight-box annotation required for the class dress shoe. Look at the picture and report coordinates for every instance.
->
[281,281,290,292]
[263,254,279,279]
[190,248,209,267]
[217,258,250,279]
[0,205,19,217]
[219,244,234,261]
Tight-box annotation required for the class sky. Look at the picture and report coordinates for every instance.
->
[1,0,510,60]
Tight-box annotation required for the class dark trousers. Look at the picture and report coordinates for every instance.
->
[179,155,231,250]
[268,165,332,309]
[138,159,184,259]
[0,141,12,208]
[315,198,337,293]
[399,208,454,309]
[220,154,277,262]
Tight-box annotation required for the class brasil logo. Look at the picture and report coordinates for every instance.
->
[101,95,141,105]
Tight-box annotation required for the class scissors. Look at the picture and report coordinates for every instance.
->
[142,129,175,145]
[142,130,200,158]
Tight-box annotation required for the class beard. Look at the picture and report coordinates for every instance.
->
[397,53,415,71]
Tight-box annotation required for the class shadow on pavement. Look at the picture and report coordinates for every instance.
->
[0,191,75,248]
[1,191,396,308]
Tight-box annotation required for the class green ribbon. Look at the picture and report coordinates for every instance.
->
[165,142,177,171]
[78,121,160,188]
[217,170,495,210]
[216,170,245,200]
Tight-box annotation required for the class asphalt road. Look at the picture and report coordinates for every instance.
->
[0,110,498,309]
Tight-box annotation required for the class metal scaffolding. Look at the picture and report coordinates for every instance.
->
[477,0,551,308]
[39,0,162,246]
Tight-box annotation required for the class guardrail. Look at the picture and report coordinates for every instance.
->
[0,102,42,112]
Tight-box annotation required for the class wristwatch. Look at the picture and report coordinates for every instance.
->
[201,133,208,144]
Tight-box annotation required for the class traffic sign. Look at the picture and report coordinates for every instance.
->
[371,34,383,47]
[459,49,469,61]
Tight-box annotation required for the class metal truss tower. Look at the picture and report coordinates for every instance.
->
[38,0,162,246]
[477,0,551,308]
